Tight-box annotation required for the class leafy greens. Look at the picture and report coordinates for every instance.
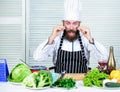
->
[52,78,76,89]
[83,68,110,87]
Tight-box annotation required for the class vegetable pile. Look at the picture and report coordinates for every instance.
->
[7,63,31,82]
[22,70,53,88]
[83,68,109,87]
[52,78,76,89]
[102,70,120,88]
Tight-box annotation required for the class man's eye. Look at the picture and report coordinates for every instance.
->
[66,22,70,25]
[73,22,78,25]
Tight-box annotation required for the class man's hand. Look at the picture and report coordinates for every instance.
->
[78,24,94,43]
[48,25,65,44]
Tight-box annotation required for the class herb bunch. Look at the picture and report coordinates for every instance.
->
[52,78,76,89]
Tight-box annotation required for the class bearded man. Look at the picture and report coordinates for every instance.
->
[33,0,108,73]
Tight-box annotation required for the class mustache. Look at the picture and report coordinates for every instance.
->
[65,30,76,33]
[64,29,79,34]
[67,30,76,33]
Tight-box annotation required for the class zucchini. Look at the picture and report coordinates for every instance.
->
[105,82,120,87]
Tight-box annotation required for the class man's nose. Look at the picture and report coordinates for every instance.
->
[70,24,73,29]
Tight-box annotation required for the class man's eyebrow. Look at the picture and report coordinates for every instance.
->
[64,21,69,23]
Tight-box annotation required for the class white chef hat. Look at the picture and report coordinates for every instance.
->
[63,0,82,21]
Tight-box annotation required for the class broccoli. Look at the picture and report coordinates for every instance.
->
[22,70,53,88]
[37,70,53,88]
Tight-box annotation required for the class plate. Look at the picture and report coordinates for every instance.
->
[25,86,50,90]
[8,81,22,85]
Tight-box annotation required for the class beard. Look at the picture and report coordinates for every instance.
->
[64,29,79,42]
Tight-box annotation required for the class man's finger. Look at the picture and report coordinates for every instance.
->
[79,27,86,34]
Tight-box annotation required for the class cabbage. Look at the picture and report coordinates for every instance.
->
[7,63,31,82]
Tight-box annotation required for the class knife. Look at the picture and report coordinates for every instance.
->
[59,70,66,79]
[19,59,30,67]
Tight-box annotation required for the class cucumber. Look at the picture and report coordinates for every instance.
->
[105,82,120,87]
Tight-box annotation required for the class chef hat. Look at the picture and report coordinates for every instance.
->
[63,0,82,21]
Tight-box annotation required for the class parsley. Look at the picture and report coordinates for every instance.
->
[52,78,76,89]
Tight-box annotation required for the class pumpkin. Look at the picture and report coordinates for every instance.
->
[110,70,120,81]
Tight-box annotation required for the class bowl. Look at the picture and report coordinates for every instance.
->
[30,66,47,73]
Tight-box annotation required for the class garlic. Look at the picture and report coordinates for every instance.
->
[111,78,117,83]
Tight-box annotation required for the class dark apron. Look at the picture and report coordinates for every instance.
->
[55,31,88,73]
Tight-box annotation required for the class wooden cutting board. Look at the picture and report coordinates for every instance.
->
[58,73,85,80]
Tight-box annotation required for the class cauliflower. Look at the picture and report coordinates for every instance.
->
[22,72,38,88]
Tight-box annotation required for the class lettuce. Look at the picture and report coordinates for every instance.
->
[83,68,110,87]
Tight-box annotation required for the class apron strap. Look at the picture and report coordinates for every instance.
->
[78,32,87,61]
[59,30,65,49]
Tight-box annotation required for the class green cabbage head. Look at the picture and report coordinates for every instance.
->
[7,63,31,82]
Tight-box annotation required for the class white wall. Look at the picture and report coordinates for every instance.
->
[0,0,120,71]
[0,0,25,71]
